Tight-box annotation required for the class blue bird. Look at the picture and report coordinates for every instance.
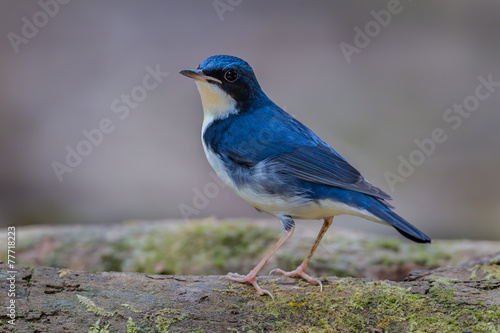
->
[180,55,431,297]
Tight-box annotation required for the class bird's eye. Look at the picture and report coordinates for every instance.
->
[224,68,238,82]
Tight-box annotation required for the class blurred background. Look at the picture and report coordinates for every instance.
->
[0,0,499,239]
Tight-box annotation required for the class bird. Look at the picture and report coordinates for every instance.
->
[180,55,431,298]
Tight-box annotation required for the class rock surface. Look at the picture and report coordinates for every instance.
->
[1,220,499,332]
[1,219,499,280]
[0,264,499,332]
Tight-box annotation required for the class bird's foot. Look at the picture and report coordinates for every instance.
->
[223,272,274,300]
[269,265,323,291]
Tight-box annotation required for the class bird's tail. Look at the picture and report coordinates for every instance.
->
[367,203,431,243]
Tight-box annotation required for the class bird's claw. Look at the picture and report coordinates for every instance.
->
[223,272,274,300]
[269,267,323,291]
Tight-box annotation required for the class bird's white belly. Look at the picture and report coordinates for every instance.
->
[235,185,381,222]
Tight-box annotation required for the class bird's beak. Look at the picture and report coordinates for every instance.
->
[179,69,222,84]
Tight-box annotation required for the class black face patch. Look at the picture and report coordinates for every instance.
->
[198,55,263,106]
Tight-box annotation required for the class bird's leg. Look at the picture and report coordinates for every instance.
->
[270,216,333,290]
[224,226,294,298]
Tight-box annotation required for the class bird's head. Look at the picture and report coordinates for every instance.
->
[180,55,265,120]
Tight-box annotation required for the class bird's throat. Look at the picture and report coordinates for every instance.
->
[195,81,237,124]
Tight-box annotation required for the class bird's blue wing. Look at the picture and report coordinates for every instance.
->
[271,145,393,202]
[214,106,393,203]
[225,142,392,203]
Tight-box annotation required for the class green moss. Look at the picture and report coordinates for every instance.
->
[77,294,114,317]
[378,253,394,266]
[139,308,187,333]
[214,282,242,295]
[428,277,457,303]
[407,246,452,266]
[373,238,402,251]
[247,277,500,332]
[100,253,124,272]
[482,264,500,280]
[470,266,479,279]
[470,264,500,281]
[356,236,454,269]
[76,295,192,333]
[126,317,141,333]
[135,220,278,275]
[120,304,140,313]
[26,267,35,286]
[88,319,110,333]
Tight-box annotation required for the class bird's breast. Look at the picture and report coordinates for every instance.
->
[202,142,235,188]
